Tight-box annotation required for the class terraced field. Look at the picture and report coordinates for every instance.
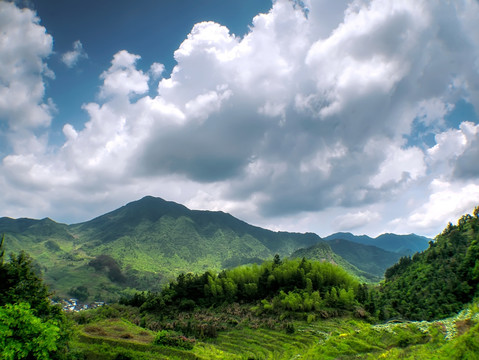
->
[71,303,479,359]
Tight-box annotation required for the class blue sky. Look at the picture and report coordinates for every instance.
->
[1,0,479,238]
[28,0,272,144]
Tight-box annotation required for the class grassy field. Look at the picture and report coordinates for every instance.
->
[70,302,479,359]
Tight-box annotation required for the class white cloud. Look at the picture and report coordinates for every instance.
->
[149,62,165,79]
[406,180,479,233]
[61,40,88,68]
[0,1,54,153]
[99,50,149,98]
[1,0,479,240]
[370,143,426,188]
[427,122,478,163]
[334,210,382,232]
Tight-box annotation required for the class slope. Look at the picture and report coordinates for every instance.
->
[0,196,321,301]
[378,207,479,320]
[290,241,381,283]
[327,238,401,278]
[324,232,430,254]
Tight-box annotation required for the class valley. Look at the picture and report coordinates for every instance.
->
[1,198,478,360]
[0,196,428,302]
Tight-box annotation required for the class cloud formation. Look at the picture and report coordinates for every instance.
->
[1,0,479,238]
[61,40,88,68]
[0,1,54,155]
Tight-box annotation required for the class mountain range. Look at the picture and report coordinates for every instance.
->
[0,196,431,301]
[323,232,430,254]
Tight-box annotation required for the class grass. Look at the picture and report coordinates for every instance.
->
[70,301,479,359]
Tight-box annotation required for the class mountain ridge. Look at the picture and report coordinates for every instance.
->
[323,231,431,254]
[0,196,430,301]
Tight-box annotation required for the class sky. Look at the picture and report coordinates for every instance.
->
[1,0,479,239]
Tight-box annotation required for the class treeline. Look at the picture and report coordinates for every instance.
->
[122,207,479,325]
[376,207,479,320]
[122,255,366,316]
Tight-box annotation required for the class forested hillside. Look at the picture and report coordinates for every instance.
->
[327,239,401,277]
[0,196,321,301]
[377,207,479,320]
[291,241,382,283]
[2,208,479,359]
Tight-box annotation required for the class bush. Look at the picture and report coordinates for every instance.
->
[153,330,195,350]
[285,322,295,334]
[0,302,62,360]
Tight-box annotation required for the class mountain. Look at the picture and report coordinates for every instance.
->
[0,196,321,301]
[290,242,381,283]
[324,232,431,254]
[327,239,402,278]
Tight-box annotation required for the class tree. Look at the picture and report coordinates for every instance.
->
[0,234,5,265]
[0,251,51,316]
[273,254,282,268]
[0,236,72,359]
[0,302,62,360]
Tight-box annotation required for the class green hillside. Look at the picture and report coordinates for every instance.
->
[2,208,479,360]
[0,196,322,301]
[290,241,381,283]
[378,207,479,320]
[324,232,430,254]
[327,238,401,277]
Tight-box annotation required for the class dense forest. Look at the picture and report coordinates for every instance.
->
[1,208,479,359]
[376,207,479,320]
[123,255,362,315]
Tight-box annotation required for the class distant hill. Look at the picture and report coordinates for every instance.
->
[323,232,430,254]
[290,242,381,283]
[0,196,320,301]
[327,239,401,277]
[0,195,434,301]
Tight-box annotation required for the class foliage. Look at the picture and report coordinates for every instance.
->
[327,238,401,277]
[153,330,196,349]
[377,207,479,320]
[0,237,72,359]
[291,242,382,283]
[89,254,126,283]
[0,302,62,360]
[68,285,90,302]
[125,257,363,318]
[0,250,52,316]
[0,197,320,300]
[69,301,479,360]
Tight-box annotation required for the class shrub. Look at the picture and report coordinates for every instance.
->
[285,322,295,334]
[153,330,195,350]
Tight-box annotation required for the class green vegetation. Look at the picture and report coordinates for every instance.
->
[0,302,63,360]
[0,196,325,301]
[2,204,479,359]
[123,256,363,319]
[327,238,401,278]
[377,207,479,320]
[0,235,72,359]
[66,301,479,359]
[291,241,382,283]
[324,232,431,254]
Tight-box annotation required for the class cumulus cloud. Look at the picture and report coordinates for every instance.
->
[1,0,479,238]
[99,50,149,98]
[406,180,479,233]
[61,40,88,68]
[149,62,165,79]
[334,210,382,231]
[0,1,54,154]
